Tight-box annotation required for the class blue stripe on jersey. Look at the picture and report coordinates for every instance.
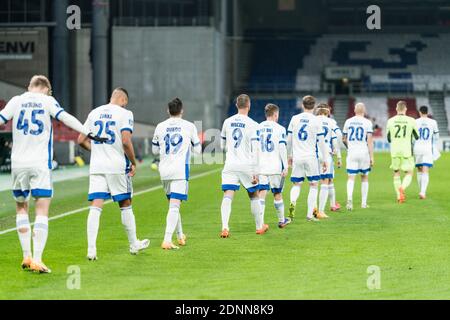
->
[415,163,433,168]
[121,128,133,133]
[13,189,30,198]
[48,125,53,169]
[185,148,190,181]
[55,109,64,121]
[124,155,131,174]
[0,114,8,123]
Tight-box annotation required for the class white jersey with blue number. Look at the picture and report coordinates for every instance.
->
[152,117,200,181]
[342,116,373,155]
[258,120,287,175]
[0,92,65,170]
[287,112,323,161]
[85,104,134,175]
[221,114,259,174]
[316,115,336,158]
[413,117,439,156]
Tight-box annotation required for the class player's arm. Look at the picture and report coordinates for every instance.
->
[123,130,137,176]
[411,120,419,140]
[386,120,392,143]
[331,134,342,167]
[286,119,294,166]
[279,129,288,176]
[220,121,227,151]
[151,126,161,155]
[50,99,106,142]
[191,124,202,155]
[0,96,17,125]
[250,129,260,177]
[341,121,349,148]
[367,133,374,166]
[316,125,328,172]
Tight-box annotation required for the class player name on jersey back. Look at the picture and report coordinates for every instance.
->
[86,104,134,175]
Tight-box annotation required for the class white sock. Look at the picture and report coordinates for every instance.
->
[417,172,423,188]
[176,212,184,239]
[260,199,266,225]
[164,204,179,243]
[290,185,301,204]
[87,207,102,253]
[319,184,329,213]
[421,173,429,195]
[251,198,262,230]
[220,196,232,230]
[347,179,355,202]
[274,199,285,222]
[120,206,138,246]
[33,215,48,263]
[16,214,31,258]
[361,181,369,207]
[328,183,336,207]
[307,185,318,219]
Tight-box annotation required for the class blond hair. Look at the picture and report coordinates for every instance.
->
[236,94,250,109]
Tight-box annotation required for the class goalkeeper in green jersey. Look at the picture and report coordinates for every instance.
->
[386,100,419,203]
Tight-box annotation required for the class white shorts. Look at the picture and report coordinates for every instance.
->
[88,174,133,202]
[346,153,371,175]
[320,154,334,180]
[221,170,259,192]
[162,179,189,201]
[291,158,320,183]
[259,174,285,193]
[415,154,433,168]
[12,168,53,202]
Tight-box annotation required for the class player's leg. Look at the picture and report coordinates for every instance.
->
[419,165,430,199]
[110,174,149,253]
[329,179,340,211]
[162,198,182,249]
[12,169,32,269]
[416,155,423,189]
[346,174,356,210]
[289,163,305,220]
[258,175,270,227]
[31,197,51,273]
[306,160,321,220]
[361,174,369,208]
[318,157,332,217]
[220,171,240,237]
[29,168,53,273]
[86,174,111,260]
[399,157,415,200]
[243,174,265,234]
[317,178,329,218]
[390,157,404,202]
[270,175,290,228]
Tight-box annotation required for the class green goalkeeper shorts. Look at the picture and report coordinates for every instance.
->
[390,156,415,172]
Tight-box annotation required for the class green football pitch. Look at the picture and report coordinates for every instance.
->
[0,153,449,299]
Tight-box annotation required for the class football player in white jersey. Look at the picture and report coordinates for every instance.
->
[257,104,290,228]
[152,98,201,249]
[287,95,328,222]
[220,94,265,238]
[325,105,343,212]
[0,75,105,273]
[78,88,149,260]
[342,103,374,210]
[414,106,439,199]
[315,104,341,219]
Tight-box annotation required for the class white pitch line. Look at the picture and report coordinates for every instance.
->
[0,167,222,236]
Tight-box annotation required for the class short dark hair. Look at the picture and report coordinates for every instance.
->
[236,94,250,109]
[419,105,428,114]
[265,104,279,117]
[115,87,129,98]
[302,95,315,110]
[168,97,183,116]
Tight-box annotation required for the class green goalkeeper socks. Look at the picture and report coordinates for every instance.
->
[401,174,413,190]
